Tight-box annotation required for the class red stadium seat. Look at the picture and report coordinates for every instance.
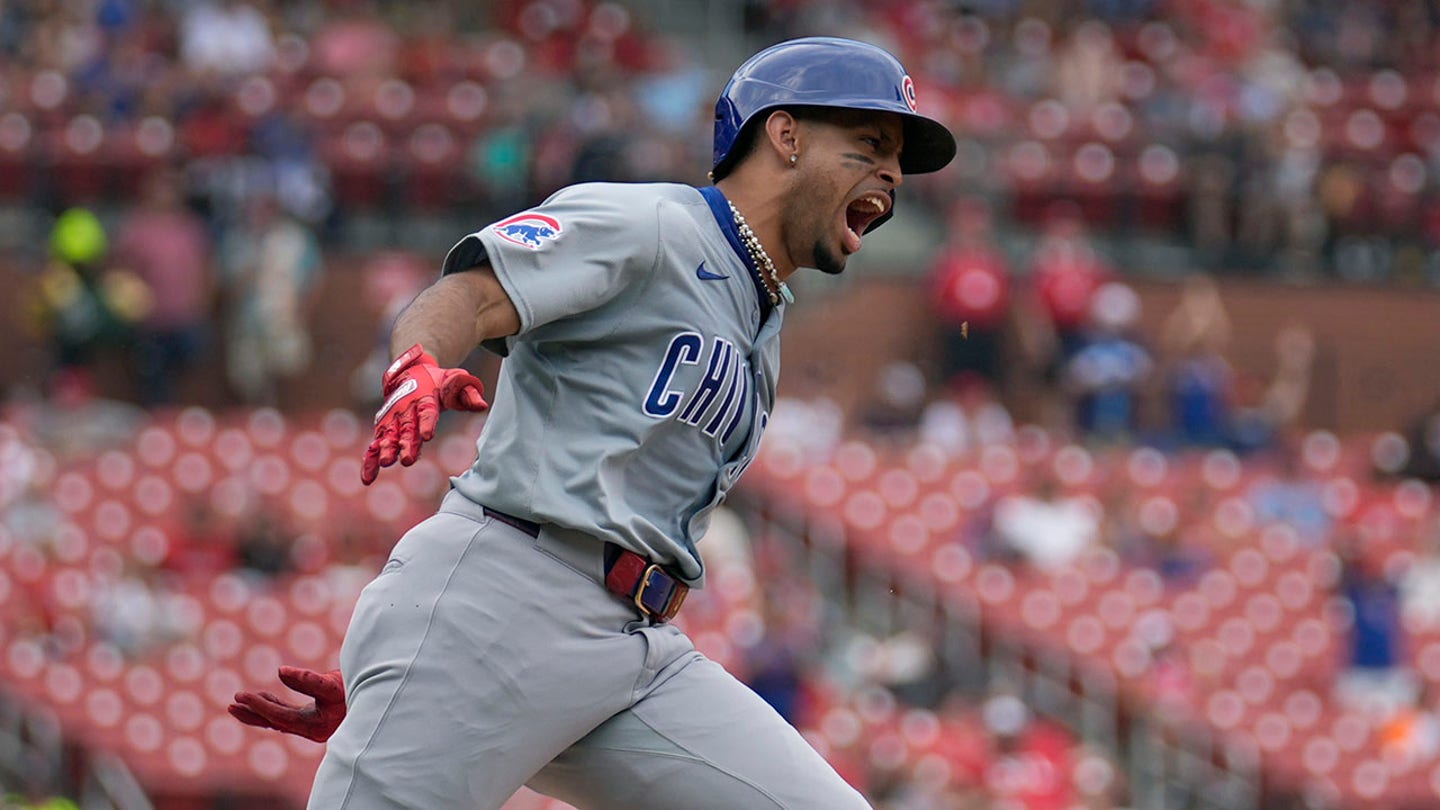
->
[290,431,333,472]
[0,112,37,199]
[1004,140,1057,224]
[164,689,207,733]
[802,465,848,510]
[123,711,166,754]
[929,543,973,585]
[213,428,255,473]
[245,596,289,639]
[242,643,285,687]
[125,665,165,708]
[136,425,179,469]
[1132,144,1185,231]
[164,643,207,684]
[246,737,292,781]
[204,713,247,768]
[1020,587,1063,633]
[322,120,394,209]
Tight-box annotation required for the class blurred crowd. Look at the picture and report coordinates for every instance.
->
[920,195,1321,456]
[2,0,1440,275]
[4,1,1440,807]
[3,0,1439,412]
[799,0,1440,284]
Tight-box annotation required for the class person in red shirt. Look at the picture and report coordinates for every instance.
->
[112,168,214,405]
[1030,201,1113,363]
[927,196,1010,394]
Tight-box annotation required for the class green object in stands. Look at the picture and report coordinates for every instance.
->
[50,207,107,266]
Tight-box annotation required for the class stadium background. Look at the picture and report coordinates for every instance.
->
[3,0,1440,808]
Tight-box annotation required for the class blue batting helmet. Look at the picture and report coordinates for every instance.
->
[711,37,957,181]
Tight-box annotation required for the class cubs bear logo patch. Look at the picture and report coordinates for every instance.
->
[492,213,563,249]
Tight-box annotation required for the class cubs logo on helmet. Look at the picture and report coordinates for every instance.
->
[492,213,563,249]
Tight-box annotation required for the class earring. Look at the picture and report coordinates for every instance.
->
[789,154,798,165]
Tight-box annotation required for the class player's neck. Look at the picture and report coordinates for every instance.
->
[715,177,796,280]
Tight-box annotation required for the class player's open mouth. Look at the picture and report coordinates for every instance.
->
[842,191,891,254]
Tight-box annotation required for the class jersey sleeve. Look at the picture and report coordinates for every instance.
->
[441,184,661,340]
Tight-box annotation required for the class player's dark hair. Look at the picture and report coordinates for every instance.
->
[712,105,828,182]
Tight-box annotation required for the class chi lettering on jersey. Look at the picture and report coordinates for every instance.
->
[644,332,751,442]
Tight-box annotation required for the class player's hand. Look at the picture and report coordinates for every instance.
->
[228,666,348,743]
[361,343,488,485]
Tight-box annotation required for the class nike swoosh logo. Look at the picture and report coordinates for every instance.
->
[696,262,729,281]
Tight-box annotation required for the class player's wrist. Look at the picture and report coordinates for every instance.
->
[383,343,442,390]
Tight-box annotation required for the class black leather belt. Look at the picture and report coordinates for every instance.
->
[482,507,688,623]
[483,507,540,537]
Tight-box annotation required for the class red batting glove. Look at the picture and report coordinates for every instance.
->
[361,343,488,485]
[228,666,348,743]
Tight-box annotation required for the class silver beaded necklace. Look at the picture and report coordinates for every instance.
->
[728,201,794,306]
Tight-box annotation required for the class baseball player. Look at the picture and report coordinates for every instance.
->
[228,37,955,809]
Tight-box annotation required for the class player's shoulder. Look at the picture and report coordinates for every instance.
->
[539,182,711,243]
[544,181,702,209]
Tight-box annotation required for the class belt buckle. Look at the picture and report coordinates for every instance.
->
[633,564,685,622]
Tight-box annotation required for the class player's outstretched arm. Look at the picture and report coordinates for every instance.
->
[361,266,520,485]
[390,264,520,368]
[228,666,347,743]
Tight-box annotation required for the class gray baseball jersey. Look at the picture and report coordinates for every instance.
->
[309,183,873,810]
[438,182,785,585]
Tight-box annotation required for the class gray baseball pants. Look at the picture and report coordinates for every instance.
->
[306,490,870,809]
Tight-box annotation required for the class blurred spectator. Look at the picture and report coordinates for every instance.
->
[992,472,1099,572]
[1335,536,1413,719]
[351,251,429,407]
[1380,684,1440,768]
[237,512,294,578]
[24,208,150,400]
[1107,482,1211,585]
[1064,282,1152,442]
[0,477,62,554]
[1397,398,1440,483]
[926,196,1011,393]
[858,361,928,443]
[1187,154,1236,264]
[1229,324,1315,454]
[112,168,215,406]
[179,1,275,78]
[1238,107,1324,273]
[868,630,946,709]
[981,690,1077,810]
[0,0,1435,289]
[918,379,1015,458]
[219,191,323,406]
[1247,442,1330,542]
[1029,203,1114,365]
[1400,518,1440,629]
[309,0,399,79]
[161,498,238,580]
[91,563,188,657]
[747,592,813,726]
[467,89,538,217]
[1159,275,1233,447]
[1051,19,1121,112]
[769,395,844,463]
[1149,640,1195,715]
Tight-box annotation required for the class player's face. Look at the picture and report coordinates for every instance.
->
[785,111,904,275]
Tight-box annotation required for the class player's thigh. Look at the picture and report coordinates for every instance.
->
[528,653,871,810]
[310,511,643,809]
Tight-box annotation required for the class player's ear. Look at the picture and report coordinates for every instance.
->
[762,110,800,167]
